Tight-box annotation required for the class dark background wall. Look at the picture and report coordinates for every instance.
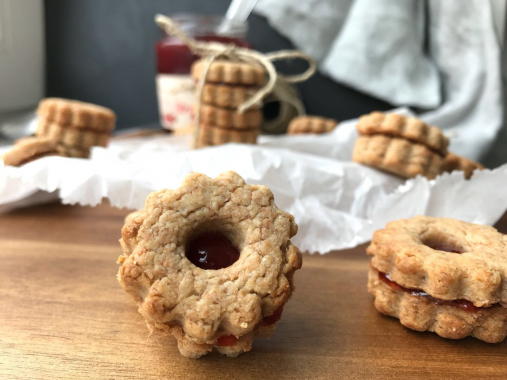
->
[45,0,392,129]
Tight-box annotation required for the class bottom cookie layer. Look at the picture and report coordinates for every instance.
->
[196,124,259,148]
[353,135,444,179]
[368,266,507,343]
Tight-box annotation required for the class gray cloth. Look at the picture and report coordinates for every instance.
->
[255,0,506,167]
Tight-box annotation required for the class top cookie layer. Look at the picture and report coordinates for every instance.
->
[287,116,337,134]
[37,98,116,132]
[367,216,507,307]
[357,112,449,155]
[192,60,266,86]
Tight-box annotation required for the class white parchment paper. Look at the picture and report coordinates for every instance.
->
[1,110,506,253]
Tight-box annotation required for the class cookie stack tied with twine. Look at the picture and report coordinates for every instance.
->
[191,60,265,148]
[155,15,316,149]
[353,112,449,180]
[36,98,116,158]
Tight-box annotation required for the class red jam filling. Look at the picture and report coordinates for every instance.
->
[186,232,240,270]
[157,36,251,75]
[214,334,238,347]
[378,272,480,312]
[260,305,284,326]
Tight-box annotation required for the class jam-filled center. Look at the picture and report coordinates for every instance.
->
[186,232,240,270]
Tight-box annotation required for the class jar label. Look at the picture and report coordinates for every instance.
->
[156,74,195,130]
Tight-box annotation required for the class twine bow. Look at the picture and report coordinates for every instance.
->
[155,14,316,146]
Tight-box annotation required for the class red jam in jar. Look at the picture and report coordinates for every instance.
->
[156,14,251,130]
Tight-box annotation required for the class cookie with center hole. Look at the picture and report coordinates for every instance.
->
[117,171,302,358]
[367,215,507,343]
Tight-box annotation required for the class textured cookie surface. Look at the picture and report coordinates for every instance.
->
[37,98,116,132]
[192,59,266,86]
[287,115,337,135]
[353,135,444,180]
[1,137,64,166]
[357,112,449,155]
[444,152,484,179]
[117,171,302,358]
[199,104,262,129]
[368,267,507,343]
[36,118,110,148]
[201,84,260,108]
[196,124,259,148]
[367,216,507,307]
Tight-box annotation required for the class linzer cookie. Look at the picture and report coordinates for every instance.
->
[444,152,484,179]
[36,119,109,148]
[1,137,66,167]
[191,59,266,86]
[367,216,507,343]
[196,124,259,148]
[199,104,262,129]
[117,171,302,358]
[287,115,337,135]
[357,112,449,155]
[201,84,259,108]
[36,98,116,158]
[353,113,448,179]
[37,98,116,132]
[353,135,444,180]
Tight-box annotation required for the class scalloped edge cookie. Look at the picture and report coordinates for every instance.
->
[36,118,110,148]
[357,112,449,155]
[201,84,260,109]
[199,104,262,129]
[37,98,116,132]
[368,266,507,343]
[444,152,485,179]
[196,124,259,148]
[367,215,507,307]
[287,115,337,135]
[353,135,444,180]
[117,171,302,358]
[191,59,266,86]
[1,137,66,166]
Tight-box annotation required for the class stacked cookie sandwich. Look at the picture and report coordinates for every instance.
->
[353,112,484,180]
[36,98,116,158]
[191,60,265,148]
[367,216,507,343]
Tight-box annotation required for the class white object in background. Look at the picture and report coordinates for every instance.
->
[1,109,506,253]
[225,0,259,22]
[0,0,44,113]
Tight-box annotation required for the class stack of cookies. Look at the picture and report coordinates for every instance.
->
[287,115,338,135]
[353,112,485,180]
[191,60,265,148]
[352,112,449,180]
[36,98,116,158]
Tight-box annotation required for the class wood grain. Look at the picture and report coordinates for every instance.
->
[0,203,506,379]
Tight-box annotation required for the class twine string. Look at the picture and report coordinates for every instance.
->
[155,14,316,147]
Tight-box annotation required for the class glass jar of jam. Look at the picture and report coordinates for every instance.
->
[156,14,251,131]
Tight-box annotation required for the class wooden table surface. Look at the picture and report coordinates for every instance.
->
[1,202,506,380]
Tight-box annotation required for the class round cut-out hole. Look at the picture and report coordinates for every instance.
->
[186,232,240,270]
[424,241,464,254]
